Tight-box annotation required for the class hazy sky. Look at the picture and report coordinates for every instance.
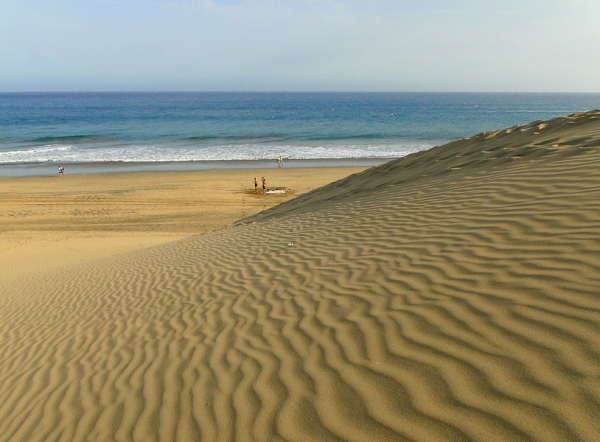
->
[1,0,599,92]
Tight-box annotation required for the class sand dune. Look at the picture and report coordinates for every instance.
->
[1,111,600,441]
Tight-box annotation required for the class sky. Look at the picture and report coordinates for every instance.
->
[1,0,599,92]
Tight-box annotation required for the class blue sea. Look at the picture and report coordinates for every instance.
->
[1,92,599,176]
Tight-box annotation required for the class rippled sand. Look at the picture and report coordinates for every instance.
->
[1,112,600,441]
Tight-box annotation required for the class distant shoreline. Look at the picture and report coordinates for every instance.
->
[0,157,394,178]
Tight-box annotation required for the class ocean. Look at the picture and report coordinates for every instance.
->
[1,92,599,176]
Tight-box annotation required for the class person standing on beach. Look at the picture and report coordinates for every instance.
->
[58,165,64,177]
[262,176,266,194]
[254,177,258,192]
[277,156,283,168]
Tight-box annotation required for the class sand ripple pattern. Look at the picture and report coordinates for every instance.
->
[2,111,600,441]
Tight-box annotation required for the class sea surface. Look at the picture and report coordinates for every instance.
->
[1,92,598,176]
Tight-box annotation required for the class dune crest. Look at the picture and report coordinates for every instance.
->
[2,111,600,441]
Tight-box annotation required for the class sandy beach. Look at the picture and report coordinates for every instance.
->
[0,167,365,285]
[1,111,600,441]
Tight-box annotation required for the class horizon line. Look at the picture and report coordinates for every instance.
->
[2,90,600,95]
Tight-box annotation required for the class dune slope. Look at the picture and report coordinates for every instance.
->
[1,111,600,441]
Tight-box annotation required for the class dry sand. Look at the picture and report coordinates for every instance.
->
[0,167,364,285]
[1,111,600,441]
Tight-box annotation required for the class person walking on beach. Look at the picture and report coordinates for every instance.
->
[262,176,266,194]
[254,177,258,192]
[277,156,283,168]
[58,165,64,177]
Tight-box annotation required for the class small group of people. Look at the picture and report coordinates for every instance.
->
[254,176,267,193]
[58,165,65,176]
[253,156,283,193]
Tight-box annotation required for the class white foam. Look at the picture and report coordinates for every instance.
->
[0,142,440,164]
